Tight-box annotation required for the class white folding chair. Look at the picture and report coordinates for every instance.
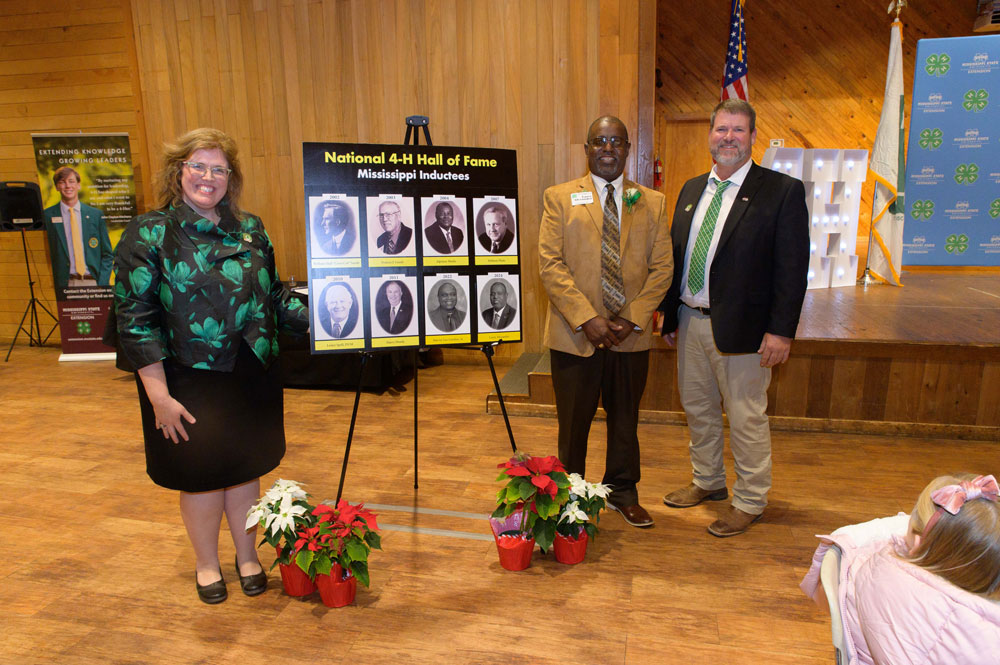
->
[820,544,848,665]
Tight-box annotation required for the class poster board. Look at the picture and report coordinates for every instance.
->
[903,35,1000,265]
[31,133,137,357]
[303,143,521,353]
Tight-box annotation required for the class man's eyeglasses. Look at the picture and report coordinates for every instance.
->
[183,161,232,178]
[378,211,400,220]
[588,136,628,149]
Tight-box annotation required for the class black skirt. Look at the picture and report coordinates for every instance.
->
[136,342,286,492]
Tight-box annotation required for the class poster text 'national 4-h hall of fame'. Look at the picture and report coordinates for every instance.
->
[303,142,521,353]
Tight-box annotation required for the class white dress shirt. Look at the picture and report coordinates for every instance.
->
[680,159,754,308]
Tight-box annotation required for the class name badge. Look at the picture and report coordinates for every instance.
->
[570,192,594,206]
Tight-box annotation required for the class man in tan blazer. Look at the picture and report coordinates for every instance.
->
[539,116,673,527]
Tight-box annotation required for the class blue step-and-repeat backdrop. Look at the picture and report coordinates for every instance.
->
[903,35,1000,265]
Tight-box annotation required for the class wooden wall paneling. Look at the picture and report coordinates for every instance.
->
[799,355,830,419]
[860,357,891,422]
[773,355,810,417]
[0,0,150,343]
[883,356,926,424]
[916,361,983,425]
[827,356,867,421]
[978,363,1000,426]
[117,0,653,360]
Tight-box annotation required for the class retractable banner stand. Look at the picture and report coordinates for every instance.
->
[32,133,137,358]
[302,143,521,354]
[903,35,1000,265]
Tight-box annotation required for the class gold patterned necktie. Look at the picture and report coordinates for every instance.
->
[601,184,625,315]
[70,207,88,277]
[687,179,731,295]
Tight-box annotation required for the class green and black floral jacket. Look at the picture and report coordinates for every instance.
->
[113,202,309,371]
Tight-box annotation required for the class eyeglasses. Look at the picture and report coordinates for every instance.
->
[378,212,400,220]
[588,136,628,149]
[183,161,232,178]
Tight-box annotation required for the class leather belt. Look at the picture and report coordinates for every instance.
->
[685,304,711,316]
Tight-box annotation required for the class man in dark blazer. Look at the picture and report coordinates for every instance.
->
[375,280,412,334]
[315,200,356,256]
[374,200,413,255]
[659,99,809,537]
[538,116,673,528]
[481,281,516,329]
[478,205,515,253]
[42,165,113,292]
[424,201,464,254]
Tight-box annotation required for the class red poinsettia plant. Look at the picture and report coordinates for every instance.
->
[291,499,382,588]
[492,451,571,552]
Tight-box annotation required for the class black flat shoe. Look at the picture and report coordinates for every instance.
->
[196,568,228,605]
[235,555,268,596]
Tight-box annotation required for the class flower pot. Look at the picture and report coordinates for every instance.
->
[553,530,589,565]
[275,547,315,597]
[315,565,357,607]
[494,534,535,571]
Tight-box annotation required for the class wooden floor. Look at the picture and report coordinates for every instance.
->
[1,346,998,664]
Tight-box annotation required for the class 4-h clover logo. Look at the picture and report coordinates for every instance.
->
[962,89,988,112]
[954,163,979,185]
[945,234,969,254]
[910,200,934,220]
[76,321,92,335]
[924,53,950,76]
[918,128,943,150]
[990,199,1000,219]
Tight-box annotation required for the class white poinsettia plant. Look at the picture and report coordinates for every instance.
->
[556,473,611,540]
[245,479,315,566]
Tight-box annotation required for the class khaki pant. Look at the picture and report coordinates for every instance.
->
[676,305,771,514]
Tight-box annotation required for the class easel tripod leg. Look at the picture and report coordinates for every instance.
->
[481,344,517,453]
[335,352,369,504]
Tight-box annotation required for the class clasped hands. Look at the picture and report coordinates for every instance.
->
[582,314,636,349]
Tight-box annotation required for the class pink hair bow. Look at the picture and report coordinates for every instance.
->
[930,474,999,515]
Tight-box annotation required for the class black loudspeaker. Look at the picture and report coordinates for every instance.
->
[0,181,45,231]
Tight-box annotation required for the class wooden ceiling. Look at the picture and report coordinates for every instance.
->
[656,1,976,145]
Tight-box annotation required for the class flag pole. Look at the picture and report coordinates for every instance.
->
[858,0,907,287]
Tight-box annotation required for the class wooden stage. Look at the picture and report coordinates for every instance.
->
[491,271,1000,440]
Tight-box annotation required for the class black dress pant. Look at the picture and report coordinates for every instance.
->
[550,348,649,506]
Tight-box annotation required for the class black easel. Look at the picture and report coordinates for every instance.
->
[333,117,519,503]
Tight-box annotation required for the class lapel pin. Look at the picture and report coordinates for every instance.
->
[685,204,693,212]
[741,197,749,201]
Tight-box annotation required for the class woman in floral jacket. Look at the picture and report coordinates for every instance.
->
[114,128,308,604]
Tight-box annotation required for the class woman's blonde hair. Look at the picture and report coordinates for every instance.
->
[154,128,245,219]
[906,472,1000,599]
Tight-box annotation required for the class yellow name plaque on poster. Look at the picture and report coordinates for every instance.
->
[311,258,362,269]
[316,338,365,351]
[372,335,419,348]
[370,257,417,268]
[424,256,469,267]
[476,255,518,266]
[478,331,520,343]
[424,334,471,345]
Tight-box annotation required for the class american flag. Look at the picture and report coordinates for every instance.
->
[721,0,749,101]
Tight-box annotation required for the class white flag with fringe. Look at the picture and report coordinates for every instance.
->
[868,20,906,286]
